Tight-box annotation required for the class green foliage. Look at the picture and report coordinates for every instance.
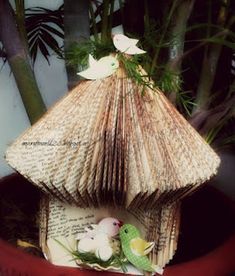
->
[25,5,64,63]
[66,39,115,68]
[158,68,182,93]
[118,54,155,93]
[139,0,235,148]
[158,69,196,116]
[89,0,124,44]
[72,251,128,272]
[205,126,223,145]
[66,38,157,94]
[0,44,7,64]
[176,90,197,116]
[218,134,235,149]
[55,238,128,273]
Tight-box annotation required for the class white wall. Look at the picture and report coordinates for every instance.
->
[0,0,67,177]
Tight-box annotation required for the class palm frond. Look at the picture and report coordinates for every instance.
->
[25,4,64,64]
[0,44,7,65]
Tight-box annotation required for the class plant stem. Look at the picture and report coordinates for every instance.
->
[0,0,46,124]
[144,0,150,31]
[190,81,235,133]
[14,0,29,55]
[89,3,98,42]
[64,0,90,89]
[108,0,115,38]
[101,0,110,43]
[167,0,195,103]
[150,0,179,74]
[118,0,124,24]
[193,0,229,114]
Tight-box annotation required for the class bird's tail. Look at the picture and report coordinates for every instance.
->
[151,264,164,275]
[144,242,155,255]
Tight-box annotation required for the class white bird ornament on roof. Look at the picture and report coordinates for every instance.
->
[77,54,119,80]
[113,34,146,55]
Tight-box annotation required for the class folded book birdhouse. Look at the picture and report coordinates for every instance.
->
[5,35,220,274]
[5,63,220,210]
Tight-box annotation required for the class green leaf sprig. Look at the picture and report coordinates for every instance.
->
[54,238,128,273]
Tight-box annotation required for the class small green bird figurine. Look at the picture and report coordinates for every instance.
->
[119,224,163,274]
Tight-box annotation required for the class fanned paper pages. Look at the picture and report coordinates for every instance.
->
[39,196,180,274]
[6,64,220,209]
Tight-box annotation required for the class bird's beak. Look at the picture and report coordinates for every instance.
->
[118,220,123,227]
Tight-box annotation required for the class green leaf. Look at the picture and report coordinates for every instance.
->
[204,37,235,50]
[0,45,7,64]
[38,39,50,64]
[54,238,127,270]
[30,39,39,63]
[186,23,226,33]
[25,5,64,63]
[42,30,63,57]
[42,24,64,39]
[219,134,235,146]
